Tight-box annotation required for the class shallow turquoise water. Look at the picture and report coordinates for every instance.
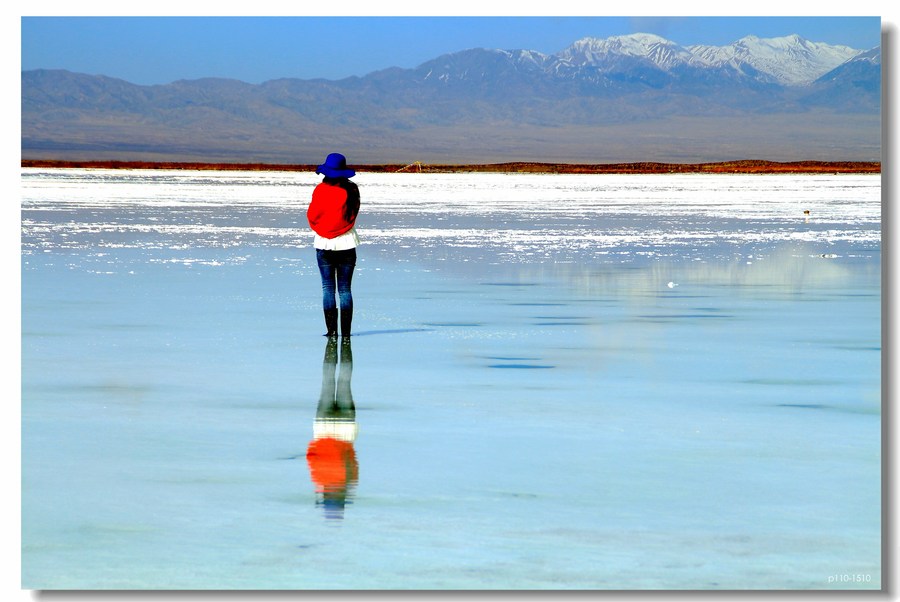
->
[21,170,881,590]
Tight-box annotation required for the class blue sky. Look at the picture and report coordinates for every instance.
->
[21,15,883,85]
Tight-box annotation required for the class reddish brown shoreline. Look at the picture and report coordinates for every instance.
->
[20,159,881,174]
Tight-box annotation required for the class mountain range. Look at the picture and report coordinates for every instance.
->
[21,33,882,164]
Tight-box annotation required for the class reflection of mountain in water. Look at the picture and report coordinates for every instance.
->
[306,338,358,520]
[529,245,879,298]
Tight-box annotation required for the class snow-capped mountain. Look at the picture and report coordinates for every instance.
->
[814,46,881,83]
[21,32,881,163]
[417,32,867,88]
[556,33,697,71]
[687,34,862,85]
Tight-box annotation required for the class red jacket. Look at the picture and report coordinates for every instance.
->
[307,181,358,238]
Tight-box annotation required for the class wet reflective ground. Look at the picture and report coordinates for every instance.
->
[21,170,880,589]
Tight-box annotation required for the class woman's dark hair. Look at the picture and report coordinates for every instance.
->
[324,176,361,223]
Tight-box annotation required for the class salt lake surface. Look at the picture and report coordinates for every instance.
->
[21,168,881,589]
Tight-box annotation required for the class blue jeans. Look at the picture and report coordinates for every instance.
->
[316,248,356,312]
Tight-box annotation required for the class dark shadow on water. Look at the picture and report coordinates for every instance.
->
[349,328,435,336]
[635,313,736,320]
[742,378,842,386]
[532,320,592,326]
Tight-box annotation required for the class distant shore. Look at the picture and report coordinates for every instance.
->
[21,159,881,174]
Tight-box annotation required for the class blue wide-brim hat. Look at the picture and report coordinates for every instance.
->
[316,153,356,179]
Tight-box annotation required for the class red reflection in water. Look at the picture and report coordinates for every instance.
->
[307,337,358,519]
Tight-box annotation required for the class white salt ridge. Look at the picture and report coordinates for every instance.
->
[21,169,882,261]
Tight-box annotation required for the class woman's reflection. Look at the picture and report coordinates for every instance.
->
[306,337,358,519]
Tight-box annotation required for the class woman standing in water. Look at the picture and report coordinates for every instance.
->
[307,153,361,337]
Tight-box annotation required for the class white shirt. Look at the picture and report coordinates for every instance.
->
[314,226,360,250]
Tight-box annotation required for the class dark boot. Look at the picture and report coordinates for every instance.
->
[323,309,338,337]
[340,307,353,337]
